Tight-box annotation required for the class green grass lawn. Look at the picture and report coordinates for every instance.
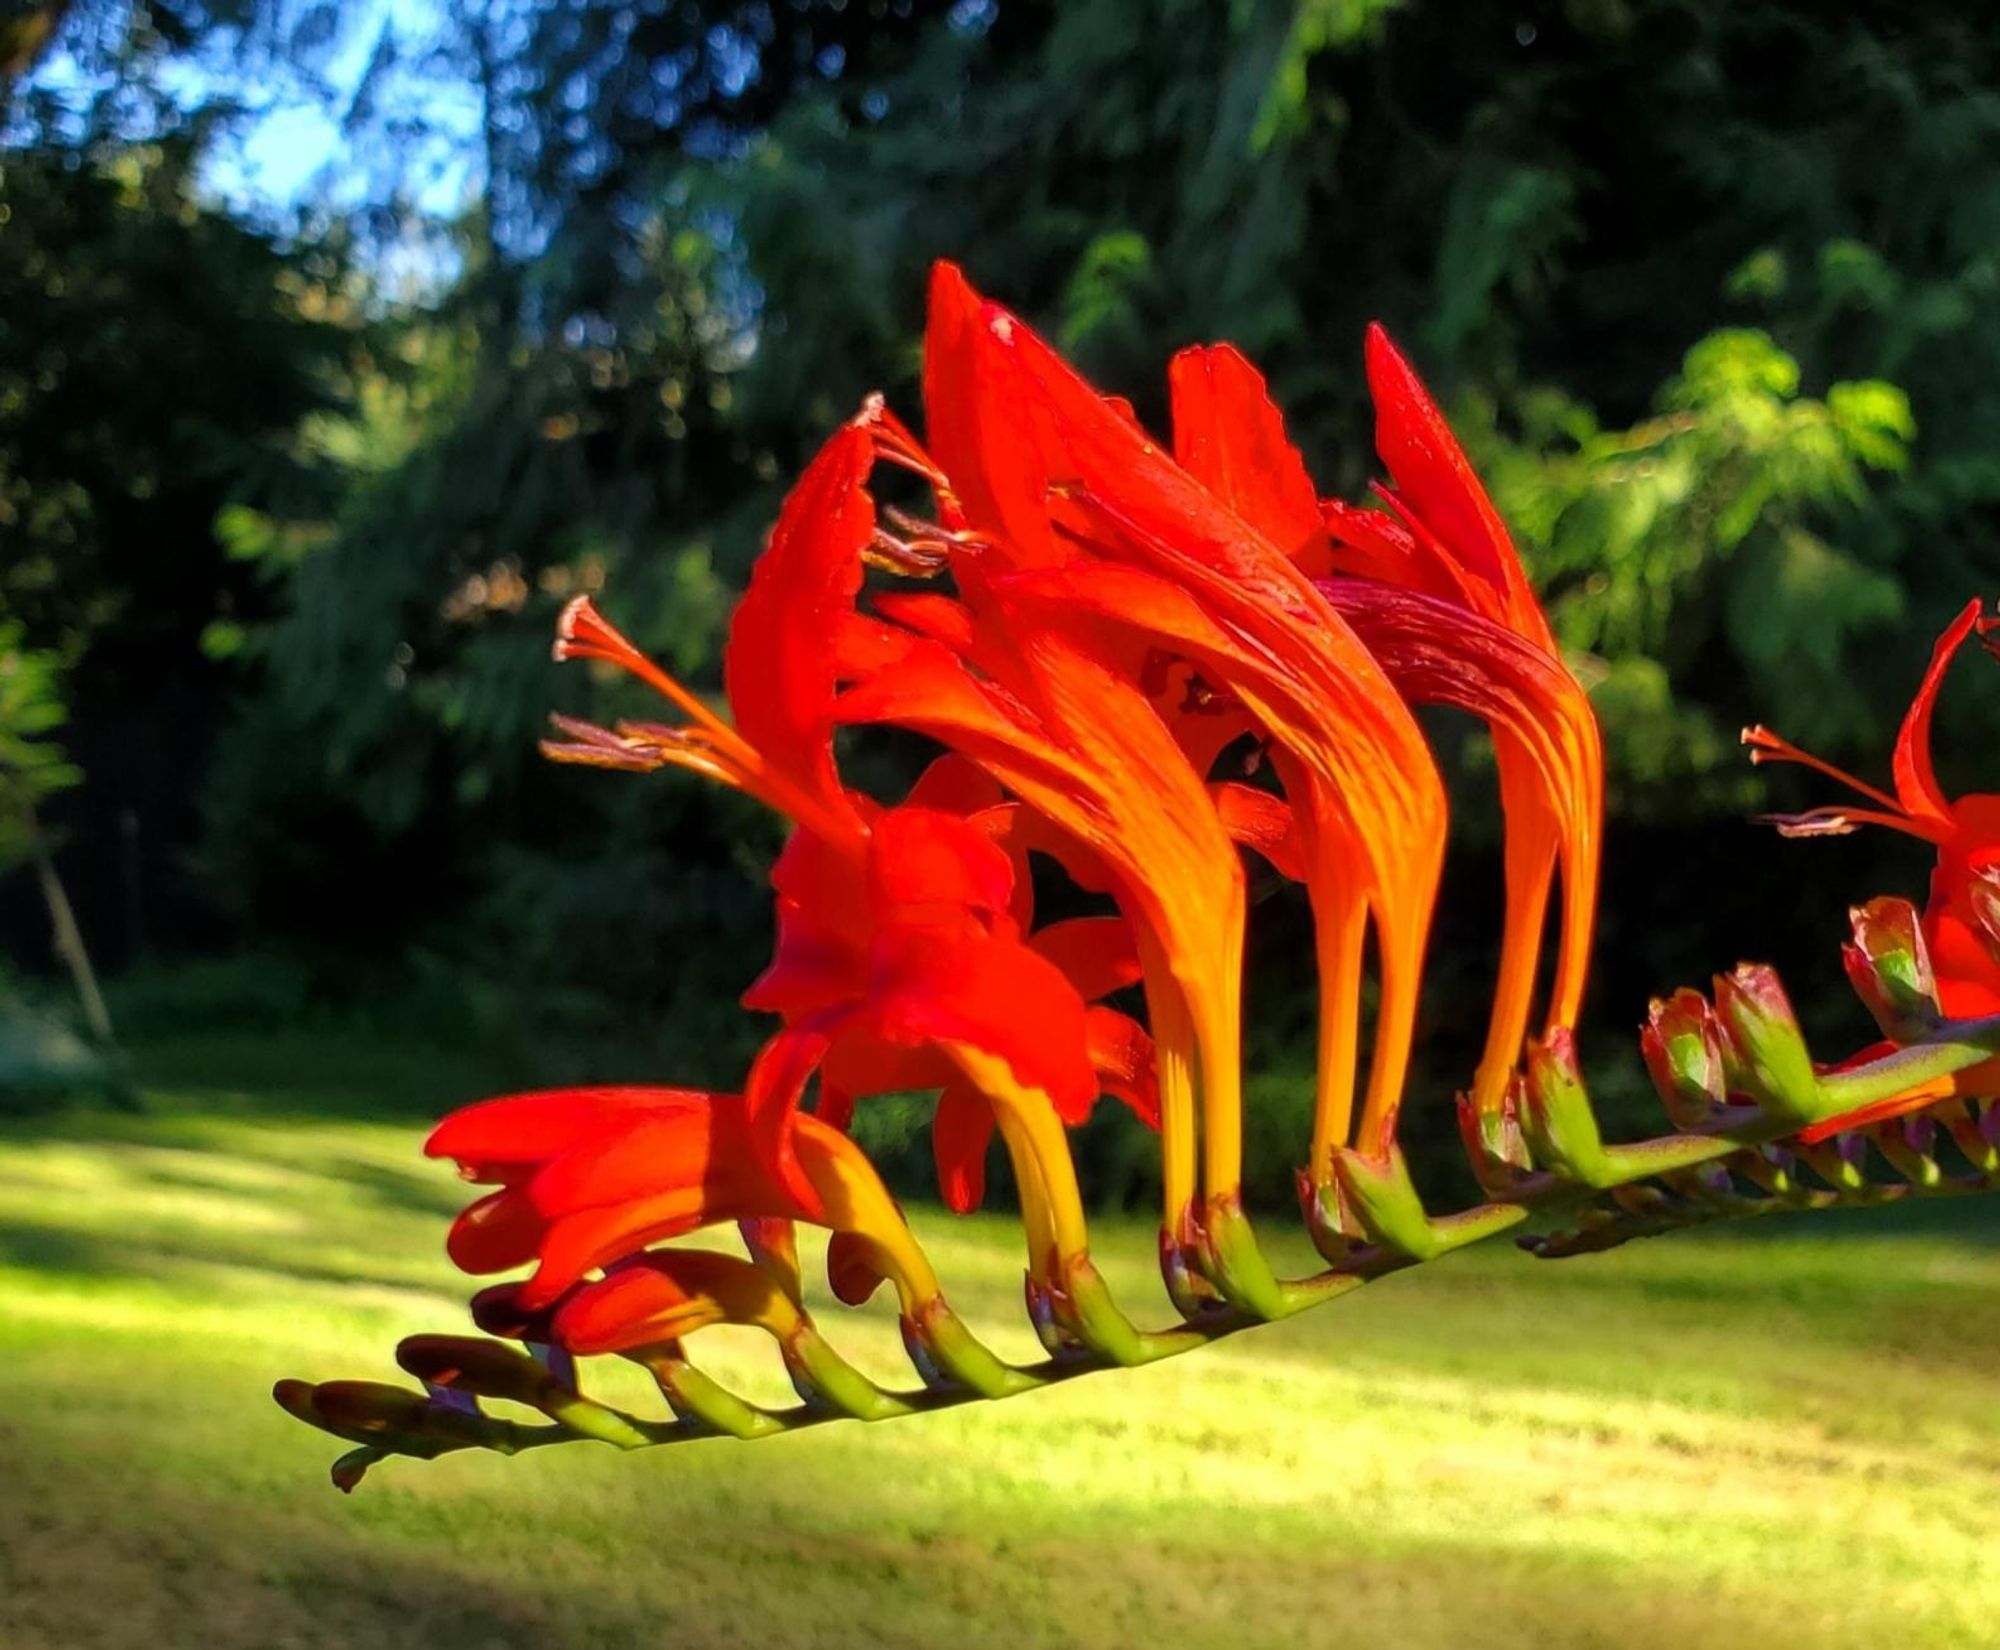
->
[5,1038,2000,1650]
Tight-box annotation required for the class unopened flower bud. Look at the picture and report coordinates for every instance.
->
[1456,1085,1533,1196]
[1520,1029,1613,1187]
[1640,989,1729,1129]
[1332,1144,1441,1259]
[1713,963,1819,1124]
[1842,897,1940,1042]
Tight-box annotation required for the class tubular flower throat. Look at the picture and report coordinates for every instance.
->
[279,266,2000,1491]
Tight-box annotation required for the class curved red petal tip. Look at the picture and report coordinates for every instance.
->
[826,1229,891,1304]
[932,1083,993,1215]
[743,1025,840,1221]
[1892,597,1987,824]
[929,257,975,301]
[425,1087,700,1171]
[445,1187,542,1275]
[1166,342,1325,562]
[1363,320,1408,382]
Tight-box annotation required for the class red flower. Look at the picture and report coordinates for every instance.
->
[1746,599,2000,1017]
[916,263,1449,1185]
[1315,327,1604,1116]
[428,1086,941,1317]
[542,408,1163,1259]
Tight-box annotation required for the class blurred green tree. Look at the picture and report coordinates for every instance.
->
[7,0,2000,1184]
[0,137,346,975]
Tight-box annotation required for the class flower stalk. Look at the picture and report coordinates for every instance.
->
[277,267,2000,1490]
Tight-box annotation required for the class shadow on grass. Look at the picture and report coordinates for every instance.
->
[0,1214,453,1300]
[1,1434,640,1650]
[0,1411,1856,1650]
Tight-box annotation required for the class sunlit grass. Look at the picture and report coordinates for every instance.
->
[4,1053,2000,1649]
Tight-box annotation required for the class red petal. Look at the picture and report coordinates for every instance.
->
[831,611,924,680]
[446,1186,544,1274]
[868,805,1017,921]
[1893,599,1983,828]
[905,753,1007,815]
[815,1086,857,1131]
[425,1088,707,1183]
[872,591,980,654]
[1360,324,1550,648]
[743,892,867,1015]
[826,1229,890,1305]
[741,1017,850,1213]
[1168,343,1328,571]
[522,1101,764,1222]
[1028,915,1142,1001]
[745,830,872,1014]
[821,1035,955,1099]
[923,261,1068,569]
[551,1252,739,1355]
[722,422,878,836]
[1084,1006,1159,1129]
[974,802,1117,897]
[521,1195,731,1309]
[931,1082,994,1213]
[866,922,1097,1122]
[1211,782,1304,881]
[1924,903,2000,1018]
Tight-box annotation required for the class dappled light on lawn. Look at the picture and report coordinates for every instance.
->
[6,1069,2000,1650]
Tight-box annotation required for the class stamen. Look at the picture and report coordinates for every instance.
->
[862,402,944,484]
[554,594,647,672]
[1178,671,1235,717]
[856,398,972,531]
[1755,805,1927,840]
[865,527,951,578]
[1741,724,1905,814]
[539,714,668,773]
[552,594,751,749]
[883,505,991,556]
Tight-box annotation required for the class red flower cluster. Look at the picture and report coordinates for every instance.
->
[417,262,1989,1362]
[1748,600,2000,1016]
[280,265,2000,1492]
[499,262,1612,1347]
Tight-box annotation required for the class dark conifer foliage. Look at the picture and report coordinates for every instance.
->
[5,2,1998,1170]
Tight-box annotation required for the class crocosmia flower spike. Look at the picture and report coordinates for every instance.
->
[279,267,2000,1490]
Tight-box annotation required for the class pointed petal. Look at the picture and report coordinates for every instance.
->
[923,261,1067,568]
[1028,915,1143,1001]
[932,1082,995,1214]
[867,922,1098,1123]
[1893,599,1983,827]
[1084,1006,1159,1129]
[445,1186,544,1274]
[426,1088,706,1183]
[722,421,880,836]
[1211,782,1305,881]
[1168,344,1328,571]
[1360,324,1550,648]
